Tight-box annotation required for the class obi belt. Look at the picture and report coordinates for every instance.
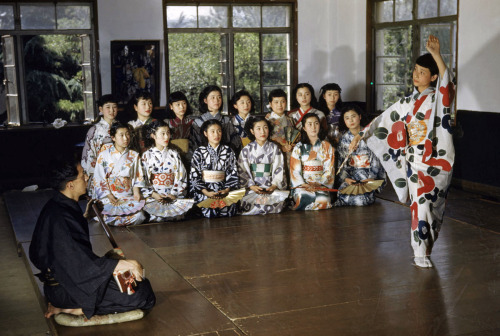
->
[251,163,272,178]
[203,170,225,183]
[303,159,323,181]
[152,173,175,187]
[349,154,371,168]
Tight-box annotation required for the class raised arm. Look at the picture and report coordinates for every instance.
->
[426,35,446,79]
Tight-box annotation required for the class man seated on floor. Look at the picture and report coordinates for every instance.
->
[29,160,156,320]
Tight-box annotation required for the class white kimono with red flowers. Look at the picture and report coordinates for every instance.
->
[360,68,455,258]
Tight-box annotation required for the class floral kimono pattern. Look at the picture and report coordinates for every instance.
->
[290,140,335,210]
[93,145,146,226]
[190,112,242,157]
[288,107,327,131]
[190,144,240,218]
[360,68,456,257]
[128,117,155,154]
[266,112,294,148]
[238,141,288,215]
[141,146,190,222]
[335,131,386,206]
[81,119,113,195]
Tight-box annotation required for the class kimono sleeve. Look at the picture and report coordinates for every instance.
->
[81,125,97,176]
[93,150,111,199]
[270,145,287,189]
[224,147,240,190]
[319,141,335,188]
[237,145,255,188]
[189,148,208,193]
[290,143,306,188]
[140,152,154,198]
[172,151,188,197]
[130,152,146,188]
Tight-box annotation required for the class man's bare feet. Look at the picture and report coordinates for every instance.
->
[45,303,84,318]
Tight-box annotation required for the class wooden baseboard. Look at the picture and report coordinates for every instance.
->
[452,178,500,200]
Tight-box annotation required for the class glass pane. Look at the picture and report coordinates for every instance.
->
[263,61,288,86]
[375,57,409,84]
[375,0,393,23]
[199,6,227,28]
[83,65,93,92]
[166,6,197,28]
[262,34,289,60]
[376,85,407,111]
[263,86,290,113]
[57,5,91,29]
[5,66,18,93]
[0,5,14,30]
[2,36,19,125]
[21,5,56,30]
[81,35,91,64]
[23,35,84,123]
[440,0,457,16]
[168,33,221,113]
[234,33,261,113]
[84,92,94,121]
[262,6,290,28]
[375,27,412,57]
[420,22,456,70]
[418,0,438,19]
[233,6,261,28]
[395,0,412,21]
[3,35,15,65]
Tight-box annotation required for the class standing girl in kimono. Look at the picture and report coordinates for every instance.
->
[335,104,386,207]
[318,83,343,144]
[81,94,118,197]
[128,92,155,154]
[288,83,327,132]
[164,91,194,166]
[350,35,456,268]
[230,90,255,148]
[190,85,242,156]
[141,120,192,222]
[190,119,240,218]
[93,122,146,226]
[238,116,288,215]
[290,113,335,210]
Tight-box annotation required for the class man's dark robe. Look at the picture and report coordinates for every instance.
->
[29,191,155,318]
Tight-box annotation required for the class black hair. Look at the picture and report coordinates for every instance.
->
[166,91,193,118]
[318,83,343,114]
[198,85,223,114]
[110,121,131,137]
[300,113,327,144]
[229,90,255,116]
[143,119,170,148]
[50,160,79,191]
[200,119,223,146]
[268,88,287,103]
[338,103,365,132]
[291,83,318,110]
[98,94,118,107]
[415,53,439,86]
[129,91,153,107]
[244,116,273,142]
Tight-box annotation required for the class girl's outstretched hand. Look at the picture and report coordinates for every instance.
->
[426,35,440,55]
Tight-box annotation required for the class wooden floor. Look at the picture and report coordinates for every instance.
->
[1,185,500,336]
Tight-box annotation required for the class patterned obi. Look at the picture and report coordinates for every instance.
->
[407,120,427,146]
[108,176,131,193]
[251,163,272,178]
[349,154,371,168]
[152,173,175,187]
[303,159,323,181]
[203,170,225,183]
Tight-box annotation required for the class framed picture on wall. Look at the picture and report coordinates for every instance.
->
[111,40,160,106]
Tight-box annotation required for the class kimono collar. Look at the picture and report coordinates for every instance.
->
[98,118,111,128]
[151,146,168,154]
[207,143,221,154]
[53,191,83,213]
[412,86,435,101]
[110,144,129,155]
[269,111,286,119]
[235,114,249,122]
[204,111,222,121]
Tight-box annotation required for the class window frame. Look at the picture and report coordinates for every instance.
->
[0,0,100,127]
[366,0,458,115]
[162,0,298,114]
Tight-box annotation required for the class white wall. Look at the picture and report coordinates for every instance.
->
[297,0,366,102]
[98,0,166,105]
[457,0,500,112]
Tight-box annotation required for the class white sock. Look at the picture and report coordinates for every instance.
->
[413,256,433,268]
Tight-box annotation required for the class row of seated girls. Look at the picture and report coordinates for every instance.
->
[81,83,386,226]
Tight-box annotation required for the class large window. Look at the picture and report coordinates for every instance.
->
[164,1,297,114]
[0,1,98,126]
[368,0,457,113]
